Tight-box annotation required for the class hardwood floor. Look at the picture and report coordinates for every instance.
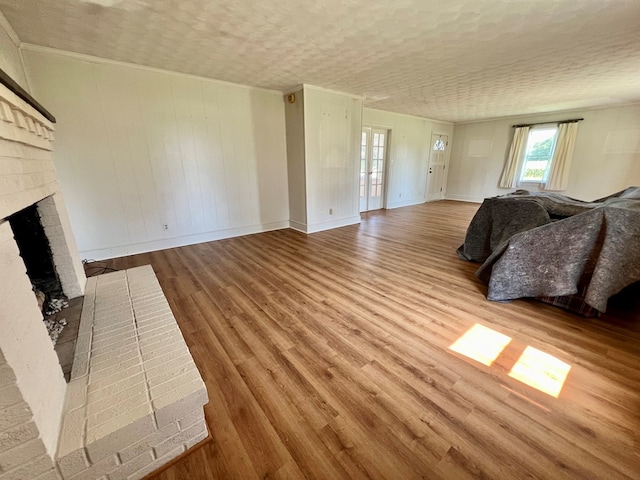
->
[107,201,640,480]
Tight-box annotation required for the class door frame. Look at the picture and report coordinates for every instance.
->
[362,123,393,210]
[425,130,451,202]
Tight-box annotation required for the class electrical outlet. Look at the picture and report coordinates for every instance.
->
[163,224,168,230]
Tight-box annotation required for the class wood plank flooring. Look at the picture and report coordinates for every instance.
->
[106,201,640,480]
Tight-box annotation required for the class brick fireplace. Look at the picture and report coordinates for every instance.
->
[0,79,208,479]
[0,81,86,476]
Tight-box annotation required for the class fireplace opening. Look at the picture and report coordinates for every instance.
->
[7,199,83,381]
[8,202,63,302]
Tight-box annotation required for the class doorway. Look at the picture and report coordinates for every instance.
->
[360,126,389,212]
[426,133,448,202]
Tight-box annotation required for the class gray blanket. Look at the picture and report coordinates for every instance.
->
[458,187,640,313]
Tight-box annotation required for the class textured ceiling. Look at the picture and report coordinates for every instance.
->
[1,0,640,122]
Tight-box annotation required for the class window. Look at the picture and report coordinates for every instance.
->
[519,126,558,184]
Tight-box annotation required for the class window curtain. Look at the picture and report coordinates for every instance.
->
[499,126,530,188]
[544,122,579,191]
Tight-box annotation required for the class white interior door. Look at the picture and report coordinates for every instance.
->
[426,133,448,202]
[360,127,388,212]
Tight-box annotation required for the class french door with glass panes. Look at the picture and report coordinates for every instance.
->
[359,127,388,212]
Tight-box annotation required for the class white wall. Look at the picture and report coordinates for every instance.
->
[284,87,307,228]
[23,47,290,259]
[303,87,362,232]
[363,108,454,208]
[0,12,28,92]
[447,104,640,202]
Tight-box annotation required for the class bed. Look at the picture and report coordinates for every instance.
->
[457,187,640,316]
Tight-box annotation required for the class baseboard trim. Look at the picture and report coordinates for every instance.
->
[80,221,290,260]
[444,195,485,204]
[289,220,308,233]
[386,198,425,209]
[305,215,361,233]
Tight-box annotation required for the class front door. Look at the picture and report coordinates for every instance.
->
[426,133,448,202]
[360,127,388,212]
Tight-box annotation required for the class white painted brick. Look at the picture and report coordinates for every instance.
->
[74,333,92,356]
[135,315,177,335]
[87,373,145,404]
[145,353,193,381]
[94,302,133,315]
[68,453,117,480]
[57,448,90,478]
[0,454,55,480]
[92,317,134,332]
[0,364,16,387]
[85,413,155,464]
[130,294,166,307]
[87,394,150,432]
[155,422,205,458]
[148,369,202,397]
[140,339,188,363]
[91,344,139,364]
[177,409,205,431]
[128,446,183,480]
[84,277,97,295]
[70,351,89,380]
[33,468,62,480]
[90,349,141,374]
[86,382,148,418]
[91,325,135,344]
[117,422,178,464]
[0,402,32,432]
[0,383,23,410]
[108,450,154,480]
[0,421,38,453]
[64,377,88,412]
[184,429,208,451]
[0,437,47,473]
[142,349,192,372]
[91,331,137,351]
[139,336,186,358]
[88,362,142,388]
[137,324,179,344]
[57,408,85,458]
[153,384,208,428]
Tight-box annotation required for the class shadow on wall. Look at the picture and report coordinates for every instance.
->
[250,89,290,227]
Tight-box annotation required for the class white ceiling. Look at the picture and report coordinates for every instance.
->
[2,0,640,122]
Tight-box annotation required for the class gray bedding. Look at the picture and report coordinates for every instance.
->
[458,187,640,313]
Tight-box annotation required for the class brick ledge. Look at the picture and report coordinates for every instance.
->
[56,265,209,480]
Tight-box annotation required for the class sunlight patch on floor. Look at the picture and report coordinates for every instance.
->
[449,323,512,366]
[509,346,571,398]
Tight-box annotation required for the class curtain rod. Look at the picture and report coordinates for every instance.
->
[512,118,583,128]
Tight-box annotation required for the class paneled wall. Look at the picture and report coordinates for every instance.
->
[23,47,290,260]
[363,108,454,208]
[303,87,362,232]
[447,104,640,202]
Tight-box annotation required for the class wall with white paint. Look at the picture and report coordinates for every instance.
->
[23,46,290,259]
[0,12,28,92]
[363,108,454,208]
[284,87,307,229]
[302,87,363,232]
[447,104,640,202]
